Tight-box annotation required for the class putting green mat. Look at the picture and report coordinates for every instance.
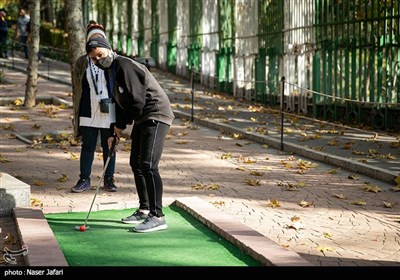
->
[46,205,261,266]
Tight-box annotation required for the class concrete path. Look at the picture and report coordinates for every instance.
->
[0,53,399,267]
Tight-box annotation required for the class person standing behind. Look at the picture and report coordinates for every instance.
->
[16,8,29,59]
[0,8,8,58]
[71,21,118,193]
[86,37,175,233]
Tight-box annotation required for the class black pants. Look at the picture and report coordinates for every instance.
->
[130,120,169,217]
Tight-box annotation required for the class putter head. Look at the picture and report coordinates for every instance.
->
[75,225,90,231]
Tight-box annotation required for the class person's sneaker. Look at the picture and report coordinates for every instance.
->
[131,215,168,233]
[71,179,91,193]
[121,210,149,224]
[103,177,117,192]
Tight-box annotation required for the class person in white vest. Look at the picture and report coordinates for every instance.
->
[71,21,118,193]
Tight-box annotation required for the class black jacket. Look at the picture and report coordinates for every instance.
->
[106,55,175,130]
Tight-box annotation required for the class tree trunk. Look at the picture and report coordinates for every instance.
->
[65,0,85,96]
[24,0,40,108]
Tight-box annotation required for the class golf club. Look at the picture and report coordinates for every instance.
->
[75,135,117,231]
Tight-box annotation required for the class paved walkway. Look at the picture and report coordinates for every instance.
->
[1,53,400,267]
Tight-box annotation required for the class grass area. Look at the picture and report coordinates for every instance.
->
[46,205,261,267]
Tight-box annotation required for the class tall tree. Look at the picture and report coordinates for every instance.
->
[65,0,85,95]
[24,0,40,108]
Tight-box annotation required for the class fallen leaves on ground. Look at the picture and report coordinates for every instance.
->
[0,154,11,163]
[392,176,400,192]
[245,178,261,186]
[30,197,43,207]
[348,174,360,180]
[316,246,335,253]
[249,171,263,176]
[352,200,367,206]
[69,152,79,160]
[33,180,45,186]
[265,198,281,208]
[211,201,225,206]
[57,174,68,182]
[382,201,393,208]
[332,193,345,199]
[362,183,382,193]
[286,221,304,230]
[299,200,313,207]
[191,183,221,190]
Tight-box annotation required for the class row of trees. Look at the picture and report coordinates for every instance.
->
[7,0,84,108]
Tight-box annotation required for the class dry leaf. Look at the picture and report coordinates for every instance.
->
[236,167,246,171]
[266,198,281,208]
[394,176,400,186]
[69,152,79,160]
[191,183,205,190]
[327,169,339,174]
[348,174,360,180]
[221,153,232,159]
[0,154,12,163]
[291,216,301,222]
[287,221,304,230]
[328,139,339,146]
[284,184,299,191]
[316,246,335,253]
[30,197,43,207]
[211,201,225,206]
[13,98,23,106]
[352,200,367,206]
[57,174,68,182]
[33,180,45,186]
[391,186,400,192]
[323,232,333,238]
[207,183,221,190]
[245,178,261,186]
[299,200,313,207]
[333,193,345,199]
[249,171,263,176]
[383,201,393,208]
[362,184,382,193]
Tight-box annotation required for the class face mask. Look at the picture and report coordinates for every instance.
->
[96,53,113,70]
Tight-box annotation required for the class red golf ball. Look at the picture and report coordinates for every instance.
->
[79,225,86,232]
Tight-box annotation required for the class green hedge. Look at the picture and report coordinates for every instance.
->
[40,21,68,50]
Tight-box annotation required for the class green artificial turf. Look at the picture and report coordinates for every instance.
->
[46,205,261,266]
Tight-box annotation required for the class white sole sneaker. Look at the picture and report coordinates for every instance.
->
[121,219,145,224]
[132,224,168,233]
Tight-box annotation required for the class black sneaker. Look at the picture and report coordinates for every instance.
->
[121,210,149,224]
[104,177,117,192]
[71,179,91,193]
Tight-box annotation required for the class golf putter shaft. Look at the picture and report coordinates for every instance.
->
[82,135,117,227]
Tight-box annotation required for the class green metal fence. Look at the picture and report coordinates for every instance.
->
[217,0,235,94]
[312,0,399,129]
[84,0,399,130]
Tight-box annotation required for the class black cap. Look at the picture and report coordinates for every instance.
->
[86,37,111,54]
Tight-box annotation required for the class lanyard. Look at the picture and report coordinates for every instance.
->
[88,60,101,95]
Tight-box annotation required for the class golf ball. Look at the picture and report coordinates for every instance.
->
[79,225,86,232]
